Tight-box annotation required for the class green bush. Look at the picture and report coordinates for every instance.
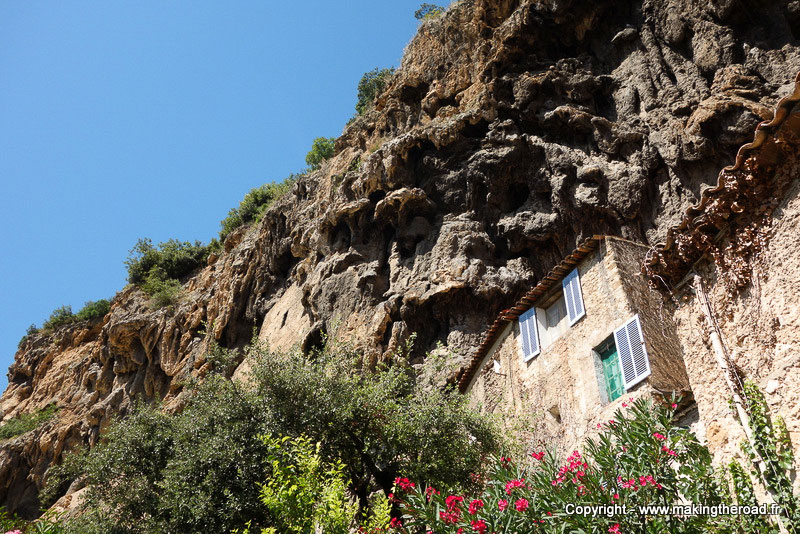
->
[355,68,395,116]
[414,3,445,20]
[66,379,272,534]
[0,507,65,534]
[305,137,335,171]
[18,324,40,348]
[59,338,498,534]
[42,305,75,331]
[75,299,111,322]
[249,338,501,504]
[125,238,210,286]
[0,404,59,441]
[140,274,182,309]
[219,175,298,242]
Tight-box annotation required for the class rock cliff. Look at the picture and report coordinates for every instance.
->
[2,0,800,516]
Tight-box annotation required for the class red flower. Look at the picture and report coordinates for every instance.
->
[390,517,403,528]
[470,519,488,534]
[445,495,464,510]
[652,432,666,441]
[505,478,526,494]
[609,523,621,533]
[671,403,678,409]
[515,498,529,512]
[498,499,508,511]
[531,451,545,461]
[394,477,415,492]
[439,510,461,524]
[468,499,484,515]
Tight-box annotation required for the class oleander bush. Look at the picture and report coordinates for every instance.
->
[391,398,756,534]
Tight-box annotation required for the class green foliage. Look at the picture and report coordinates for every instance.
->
[741,381,799,529]
[414,3,445,20]
[36,300,111,335]
[41,305,75,331]
[0,404,59,441]
[125,238,210,285]
[219,176,298,242]
[60,337,497,534]
[355,68,394,116]
[304,137,335,171]
[141,274,182,309]
[41,449,88,509]
[255,435,358,534]
[66,379,272,534]
[18,324,40,348]
[75,299,111,322]
[249,338,501,501]
[397,398,740,533]
[0,508,66,534]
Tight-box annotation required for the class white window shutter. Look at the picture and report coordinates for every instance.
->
[613,315,651,390]
[519,308,540,361]
[562,268,586,326]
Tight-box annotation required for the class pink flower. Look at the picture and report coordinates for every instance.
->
[622,402,628,408]
[468,499,484,515]
[498,499,508,511]
[470,519,488,534]
[505,478,526,494]
[531,451,545,461]
[425,486,439,497]
[390,517,403,528]
[515,498,529,512]
[612,493,619,500]
[445,495,464,510]
[394,477,415,491]
[609,523,621,533]
[671,403,678,409]
[653,432,666,441]
[440,510,460,524]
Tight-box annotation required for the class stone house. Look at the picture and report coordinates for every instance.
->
[458,235,692,450]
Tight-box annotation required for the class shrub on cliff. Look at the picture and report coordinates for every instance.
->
[0,404,59,441]
[125,238,210,285]
[305,137,335,171]
[414,3,445,20]
[355,68,394,115]
[74,299,111,322]
[218,175,298,242]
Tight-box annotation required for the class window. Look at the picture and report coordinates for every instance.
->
[594,316,651,403]
[613,315,651,389]
[598,340,624,402]
[519,308,540,361]
[536,294,568,349]
[562,267,586,325]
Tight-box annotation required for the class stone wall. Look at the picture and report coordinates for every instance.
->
[672,164,800,480]
[466,237,690,451]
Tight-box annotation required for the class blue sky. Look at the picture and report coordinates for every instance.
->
[0,1,430,392]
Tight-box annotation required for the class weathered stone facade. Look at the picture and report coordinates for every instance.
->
[464,237,691,451]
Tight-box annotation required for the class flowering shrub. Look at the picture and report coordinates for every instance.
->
[393,398,745,533]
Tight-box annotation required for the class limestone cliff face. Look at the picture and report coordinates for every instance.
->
[2,0,800,516]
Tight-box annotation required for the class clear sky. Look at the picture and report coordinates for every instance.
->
[0,1,431,392]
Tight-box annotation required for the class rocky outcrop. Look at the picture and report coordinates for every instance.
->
[3,0,800,516]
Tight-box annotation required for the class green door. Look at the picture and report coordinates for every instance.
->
[601,345,624,402]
